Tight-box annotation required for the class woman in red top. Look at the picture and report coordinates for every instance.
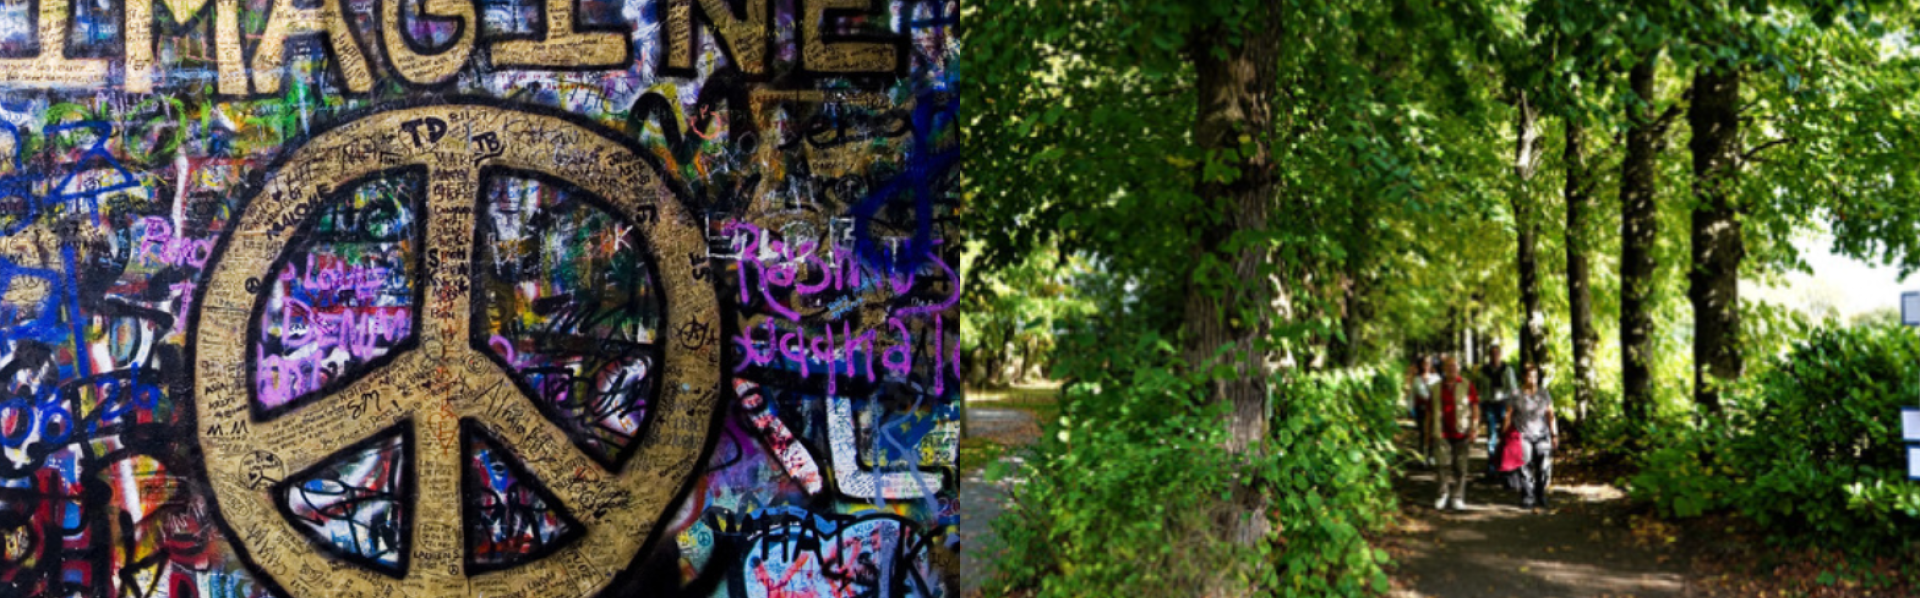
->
[1426,355,1480,511]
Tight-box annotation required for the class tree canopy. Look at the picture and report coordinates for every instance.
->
[964,1,1920,593]
[968,0,1920,412]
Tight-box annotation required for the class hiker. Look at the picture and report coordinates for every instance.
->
[1405,357,1439,467]
[1479,343,1519,480]
[1421,356,1442,464]
[1428,355,1479,511]
[1405,361,1425,451]
[1503,362,1558,510]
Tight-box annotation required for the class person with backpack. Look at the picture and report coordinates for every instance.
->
[1479,342,1519,480]
[1428,355,1480,511]
[1502,362,1558,510]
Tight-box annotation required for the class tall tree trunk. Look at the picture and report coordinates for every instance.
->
[1184,5,1279,592]
[1687,66,1743,414]
[1565,118,1596,433]
[1512,95,1548,368]
[1619,59,1661,434]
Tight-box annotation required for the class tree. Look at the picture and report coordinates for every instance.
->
[960,245,1092,388]
[1512,95,1549,368]
[1671,0,1920,412]
[1686,60,1744,413]
[1563,113,1598,428]
[1183,1,1282,565]
[966,0,1920,593]
[1617,56,1681,435]
[966,1,1294,591]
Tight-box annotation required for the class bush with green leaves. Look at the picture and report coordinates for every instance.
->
[1628,324,1920,554]
[981,328,1403,597]
[982,332,1253,597]
[1263,367,1401,596]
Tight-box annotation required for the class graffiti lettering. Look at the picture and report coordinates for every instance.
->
[0,0,957,592]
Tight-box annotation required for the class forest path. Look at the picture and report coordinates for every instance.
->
[958,384,1058,598]
[1384,429,1688,598]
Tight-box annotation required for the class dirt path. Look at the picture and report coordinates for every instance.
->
[1385,429,1688,598]
[958,405,1041,597]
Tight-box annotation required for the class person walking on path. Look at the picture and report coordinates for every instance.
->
[1479,343,1519,480]
[1503,362,1558,510]
[1429,355,1480,511]
[1406,357,1438,467]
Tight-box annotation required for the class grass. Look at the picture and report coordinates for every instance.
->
[961,382,1062,474]
[959,435,1010,474]
[969,383,1064,423]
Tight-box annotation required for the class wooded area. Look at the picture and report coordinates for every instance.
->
[963,0,1920,596]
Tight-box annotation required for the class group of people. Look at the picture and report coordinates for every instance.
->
[1404,343,1558,511]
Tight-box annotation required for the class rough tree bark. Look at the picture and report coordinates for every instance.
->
[1687,66,1742,414]
[1564,118,1596,432]
[1184,3,1279,592]
[1512,94,1548,368]
[1618,59,1663,432]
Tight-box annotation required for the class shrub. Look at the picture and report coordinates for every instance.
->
[980,330,1403,597]
[981,332,1252,597]
[1628,324,1920,554]
[1729,324,1920,547]
[1626,415,1741,519]
[1264,367,1400,596]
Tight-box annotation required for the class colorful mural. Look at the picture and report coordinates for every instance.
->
[0,0,959,595]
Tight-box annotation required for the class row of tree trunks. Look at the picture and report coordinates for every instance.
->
[1172,26,1749,597]
[1514,61,1745,438]
[1542,56,1746,437]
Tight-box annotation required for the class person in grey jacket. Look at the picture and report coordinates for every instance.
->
[1502,362,1558,510]
[1479,343,1519,479]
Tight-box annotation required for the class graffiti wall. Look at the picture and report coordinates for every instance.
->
[0,0,960,595]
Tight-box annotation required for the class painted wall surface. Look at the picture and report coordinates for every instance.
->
[0,0,959,596]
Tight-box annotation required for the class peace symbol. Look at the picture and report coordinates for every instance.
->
[191,102,719,597]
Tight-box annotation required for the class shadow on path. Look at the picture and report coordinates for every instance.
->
[1386,427,1687,598]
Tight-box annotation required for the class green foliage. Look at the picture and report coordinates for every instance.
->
[960,244,1095,386]
[1852,307,1901,329]
[1264,368,1402,597]
[1626,414,1743,519]
[980,333,1256,597]
[981,322,1404,597]
[1628,324,1920,554]
[966,0,1920,587]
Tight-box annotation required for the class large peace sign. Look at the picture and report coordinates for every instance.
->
[191,101,719,597]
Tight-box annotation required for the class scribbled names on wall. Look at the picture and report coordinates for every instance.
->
[0,0,959,595]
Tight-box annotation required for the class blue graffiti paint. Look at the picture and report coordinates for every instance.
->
[849,90,957,272]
